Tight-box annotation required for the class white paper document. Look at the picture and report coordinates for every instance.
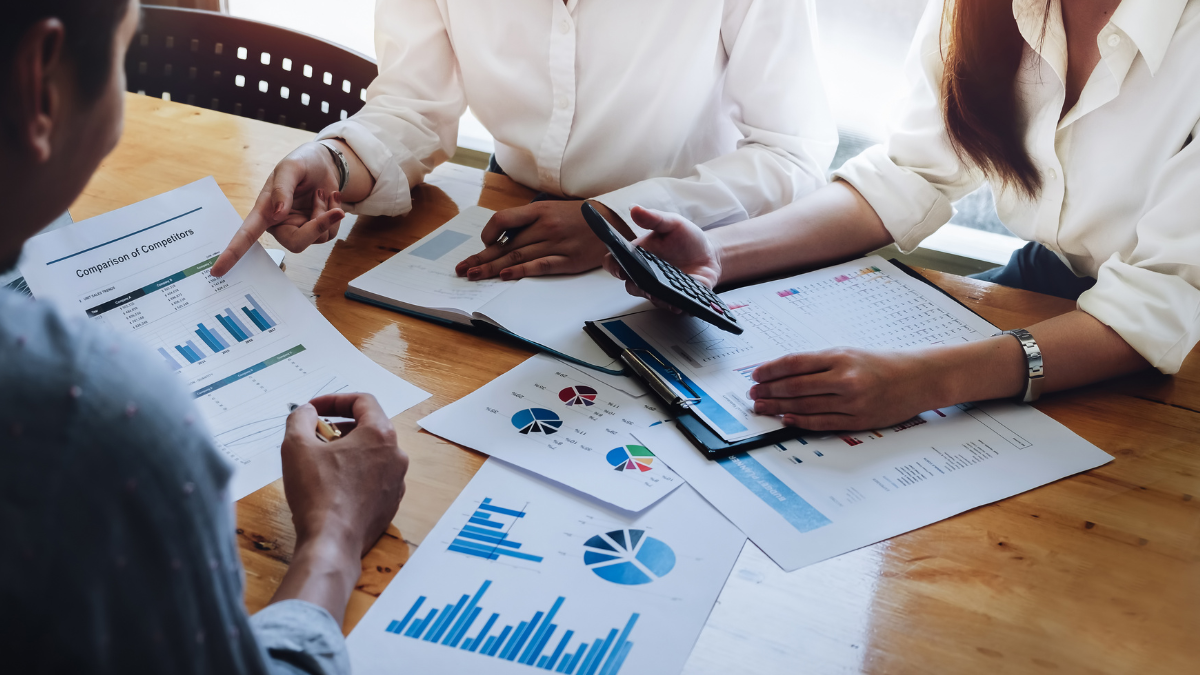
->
[19,178,430,498]
[595,256,999,442]
[347,459,746,675]
[636,402,1112,572]
[347,206,651,372]
[420,355,679,512]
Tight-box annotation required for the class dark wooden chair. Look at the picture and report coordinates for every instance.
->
[126,6,377,131]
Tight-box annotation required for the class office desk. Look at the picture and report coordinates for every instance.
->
[71,94,1200,674]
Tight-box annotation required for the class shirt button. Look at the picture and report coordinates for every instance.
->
[1107,34,1121,47]
[1048,169,1058,180]
[557,96,570,110]
[559,20,571,34]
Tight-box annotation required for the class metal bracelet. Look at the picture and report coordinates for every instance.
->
[318,140,349,193]
[997,328,1044,403]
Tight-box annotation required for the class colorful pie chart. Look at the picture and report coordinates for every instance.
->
[510,408,563,435]
[583,529,675,585]
[558,385,598,407]
[606,445,655,472]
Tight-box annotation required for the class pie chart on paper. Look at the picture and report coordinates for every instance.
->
[511,408,563,435]
[606,445,655,473]
[583,529,676,585]
[558,385,598,407]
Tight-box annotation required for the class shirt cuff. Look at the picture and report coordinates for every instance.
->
[1077,256,1200,374]
[250,599,350,675]
[317,119,413,218]
[831,145,954,253]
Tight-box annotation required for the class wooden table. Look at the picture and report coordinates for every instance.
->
[72,94,1200,674]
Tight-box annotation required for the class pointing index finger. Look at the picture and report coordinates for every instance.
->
[212,207,272,277]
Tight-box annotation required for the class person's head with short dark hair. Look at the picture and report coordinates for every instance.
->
[0,0,139,270]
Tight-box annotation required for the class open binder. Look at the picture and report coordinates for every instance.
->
[583,321,803,459]
[584,259,994,460]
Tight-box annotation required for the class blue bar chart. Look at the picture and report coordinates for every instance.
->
[154,291,280,370]
[448,498,545,563]
[383,580,638,675]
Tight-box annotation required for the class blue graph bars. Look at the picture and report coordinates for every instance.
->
[448,498,545,563]
[243,294,277,330]
[153,294,278,371]
[157,347,182,371]
[194,322,229,353]
[384,580,638,674]
[172,339,207,364]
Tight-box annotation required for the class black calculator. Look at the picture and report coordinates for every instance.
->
[581,203,743,335]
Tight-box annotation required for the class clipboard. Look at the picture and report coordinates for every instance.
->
[583,321,803,460]
[583,259,992,460]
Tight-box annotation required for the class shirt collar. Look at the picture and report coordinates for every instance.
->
[1109,0,1188,75]
[1013,0,1067,80]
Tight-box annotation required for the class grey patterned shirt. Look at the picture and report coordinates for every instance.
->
[0,288,350,675]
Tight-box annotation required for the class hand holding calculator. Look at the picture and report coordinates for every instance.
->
[581,203,743,335]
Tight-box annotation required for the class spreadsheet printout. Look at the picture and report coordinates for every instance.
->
[596,257,998,442]
[637,402,1111,571]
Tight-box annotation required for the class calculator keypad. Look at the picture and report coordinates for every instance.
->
[637,248,739,325]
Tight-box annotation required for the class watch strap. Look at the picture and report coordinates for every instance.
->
[997,328,1044,403]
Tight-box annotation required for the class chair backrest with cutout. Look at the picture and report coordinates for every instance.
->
[126,6,377,131]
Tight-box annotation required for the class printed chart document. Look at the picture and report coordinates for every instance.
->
[594,256,999,443]
[420,354,678,512]
[19,178,430,498]
[636,402,1112,572]
[346,206,651,373]
[347,459,746,675]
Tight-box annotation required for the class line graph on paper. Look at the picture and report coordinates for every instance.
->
[668,319,756,366]
[208,371,349,464]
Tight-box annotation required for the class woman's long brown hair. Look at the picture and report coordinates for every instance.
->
[941,0,1050,198]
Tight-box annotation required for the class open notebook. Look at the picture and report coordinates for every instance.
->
[346,206,651,375]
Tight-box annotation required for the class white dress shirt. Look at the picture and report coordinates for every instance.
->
[834,0,1200,374]
[317,0,837,231]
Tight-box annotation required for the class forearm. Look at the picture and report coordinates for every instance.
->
[930,310,1150,406]
[269,533,361,626]
[711,181,893,285]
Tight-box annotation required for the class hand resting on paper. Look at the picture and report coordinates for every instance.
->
[600,205,723,313]
[454,200,620,281]
[747,348,952,431]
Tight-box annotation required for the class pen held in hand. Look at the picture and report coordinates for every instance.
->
[287,402,342,443]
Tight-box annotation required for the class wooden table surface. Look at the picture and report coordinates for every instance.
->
[71,94,1200,674]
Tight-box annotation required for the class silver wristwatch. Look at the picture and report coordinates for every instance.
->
[997,328,1044,403]
[318,140,349,192]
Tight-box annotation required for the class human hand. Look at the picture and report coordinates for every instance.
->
[281,393,408,557]
[601,205,722,313]
[211,142,346,277]
[453,200,612,281]
[749,348,943,431]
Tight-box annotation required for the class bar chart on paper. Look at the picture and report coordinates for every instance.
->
[347,460,746,675]
[383,580,639,675]
[448,498,545,564]
[18,178,430,500]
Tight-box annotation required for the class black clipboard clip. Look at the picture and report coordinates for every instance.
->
[618,348,702,408]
